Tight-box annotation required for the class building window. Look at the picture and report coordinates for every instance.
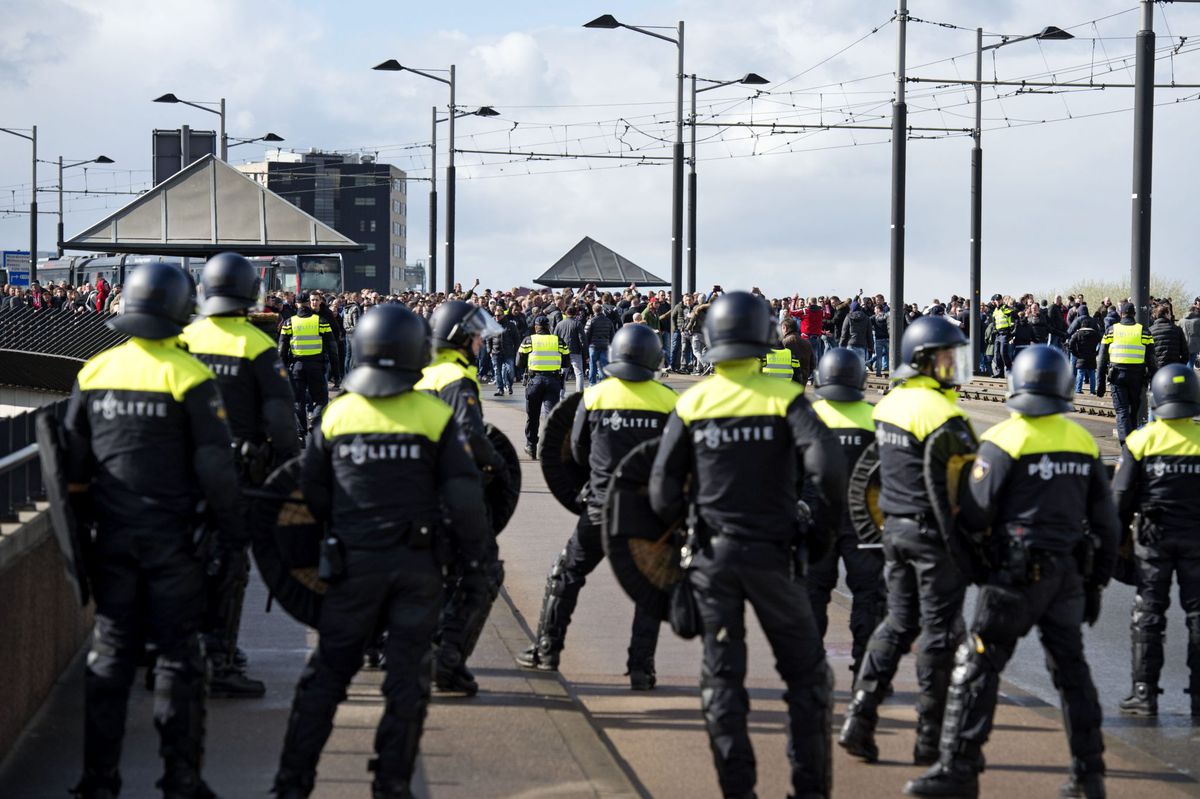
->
[393,179,404,192]
[354,196,376,206]
[369,219,377,232]
[354,264,376,277]
[392,200,401,214]
[364,243,376,252]
[359,220,367,232]
[393,244,402,258]
[393,222,401,237]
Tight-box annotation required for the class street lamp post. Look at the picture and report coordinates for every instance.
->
[689,73,769,293]
[585,14,685,306]
[227,132,284,150]
[373,60,460,293]
[971,25,1072,370]
[153,93,227,160]
[0,125,38,283]
[889,0,908,366]
[56,155,114,257]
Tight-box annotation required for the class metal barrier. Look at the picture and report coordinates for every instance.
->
[0,306,127,393]
[0,402,65,522]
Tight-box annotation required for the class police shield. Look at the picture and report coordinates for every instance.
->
[601,439,684,621]
[248,456,327,627]
[35,410,91,606]
[923,426,984,579]
[484,423,522,534]
[847,442,885,546]
[538,392,588,515]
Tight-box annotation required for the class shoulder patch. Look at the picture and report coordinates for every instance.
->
[971,458,990,482]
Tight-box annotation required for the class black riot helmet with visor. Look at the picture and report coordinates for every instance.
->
[893,315,971,389]
[429,299,504,352]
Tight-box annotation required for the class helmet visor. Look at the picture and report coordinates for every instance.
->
[454,307,505,341]
[931,344,972,388]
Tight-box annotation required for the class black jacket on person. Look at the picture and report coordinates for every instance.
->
[584,313,615,349]
[554,316,585,354]
[1149,317,1189,366]
[488,317,520,359]
[1067,322,1101,370]
[839,309,873,350]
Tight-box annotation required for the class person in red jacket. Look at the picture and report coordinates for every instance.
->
[94,276,110,313]
[800,298,826,360]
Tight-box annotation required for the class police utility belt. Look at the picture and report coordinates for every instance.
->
[989,524,1098,586]
[318,520,440,583]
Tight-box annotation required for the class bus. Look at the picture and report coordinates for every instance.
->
[249,255,345,296]
[34,253,345,297]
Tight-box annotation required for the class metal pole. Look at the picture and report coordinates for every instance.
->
[219,98,227,161]
[30,125,37,284]
[888,0,907,368]
[671,21,685,305]
[970,27,983,373]
[687,74,697,294]
[429,105,438,295]
[1130,0,1155,325]
[57,156,64,259]
[446,64,456,294]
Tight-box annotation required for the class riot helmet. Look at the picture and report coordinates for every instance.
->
[199,252,260,315]
[1149,363,1200,420]
[429,299,503,351]
[894,315,970,388]
[605,323,662,381]
[815,348,867,402]
[1006,345,1073,416]
[341,304,431,397]
[108,261,194,339]
[703,291,773,364]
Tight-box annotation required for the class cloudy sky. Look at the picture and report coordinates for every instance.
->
[3,0,1198,300]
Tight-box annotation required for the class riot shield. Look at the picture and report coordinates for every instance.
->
[924,426,985,581]
[601,439,683,621]
[35,410,91,606]
[538,392,588,515]
[484,423,522,534]
[248,457,327,627]
[847,442,884,546]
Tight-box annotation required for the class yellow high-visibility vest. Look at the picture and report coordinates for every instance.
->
[762,348,798,379]
[289,314,323,357]
[529,334,563,372]
[993,307,1013,331]
[1110,323,1147,365]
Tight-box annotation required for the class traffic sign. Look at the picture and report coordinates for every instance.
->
[3,251,31,286]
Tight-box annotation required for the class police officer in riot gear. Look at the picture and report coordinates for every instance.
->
[180,251,299,699]
[906,345,1119,799]
[840,315,977,767]
[516,324,677,688]
[1113,363,1200,718]
[66,262,243,799]
[279,292,340,437]
[273,304,489,799]
[415,299,509,695]
[806,348,885,680]
[990,295,1015,378]
[650,291,845,799]
[763,340,802,383]
[517,315,570,458]
[1097,301,1157,446]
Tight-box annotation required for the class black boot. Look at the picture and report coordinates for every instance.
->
[1187,613,1200,719]
[434,647,478,696]
[515,643,560,671]
[271,768,313,799]
[157,764,217,799]
[1118,682,1158,716]
[914,652,953,765]
[371,777,415,799]
[209,661,265,699]
[628,663,656,691]
[1059,756,1106,799]
[904,758,981,797]
[838,690,880,763]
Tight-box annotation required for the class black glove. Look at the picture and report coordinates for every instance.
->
[1084,582,1102,627]
[1095,380,1106,399]
[68,490,96,530]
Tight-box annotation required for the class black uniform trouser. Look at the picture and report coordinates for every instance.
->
[1109,367,1145,444]
[203,492,253,668]
[855,516,967,739]
[1132,533,1200,691]
[690,535,833,799]
[939,553,1104,777]
[290,358,329,436]
[85,526,207,787]
[524,372,561,449]
[537,515,660,669]
[439,533,505,667]
[277,548,442,791]
[806,528,886,671]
